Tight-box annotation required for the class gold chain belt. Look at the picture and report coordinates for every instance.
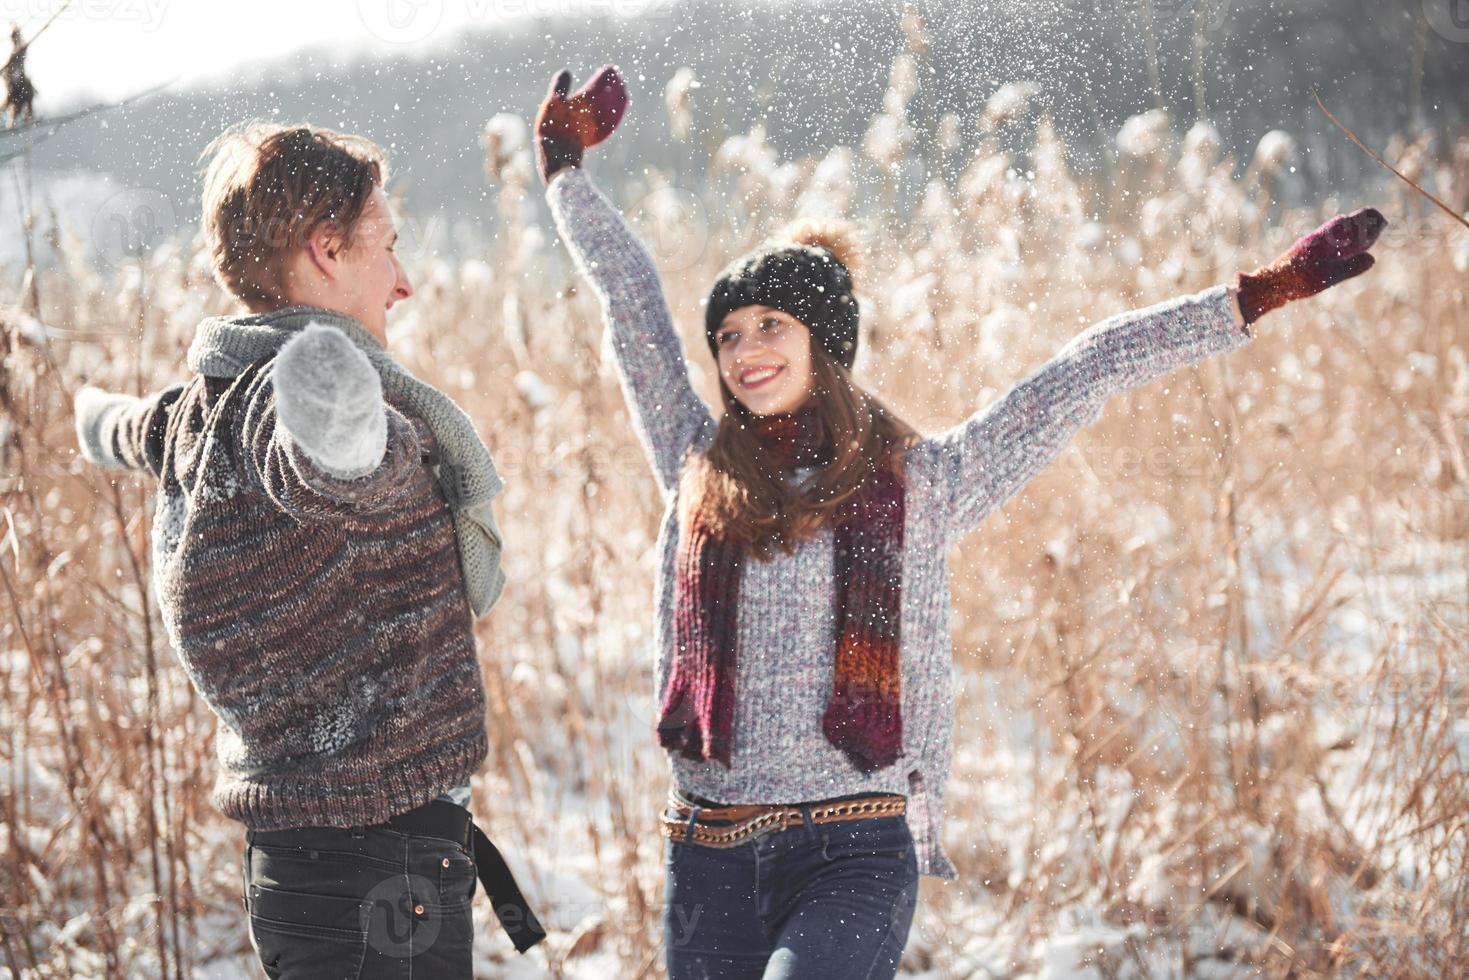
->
[660,792,906,849]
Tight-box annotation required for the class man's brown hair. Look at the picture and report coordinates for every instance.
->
[198,121,388,309]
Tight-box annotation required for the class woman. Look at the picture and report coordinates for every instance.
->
[535,66,1385,979]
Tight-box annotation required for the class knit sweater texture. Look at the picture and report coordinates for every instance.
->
[548,166,1252,879]
[75,315,491,831]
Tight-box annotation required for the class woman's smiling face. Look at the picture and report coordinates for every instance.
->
[715,305,815,416]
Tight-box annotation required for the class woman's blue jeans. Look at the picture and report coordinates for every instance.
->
[662,802,919,980]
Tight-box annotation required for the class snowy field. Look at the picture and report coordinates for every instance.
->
[3,43,1467,980]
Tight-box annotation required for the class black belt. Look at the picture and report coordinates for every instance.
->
[369,799,546,954]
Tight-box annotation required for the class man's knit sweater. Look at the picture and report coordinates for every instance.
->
[547,166,1252,878]
[76,327,489,831]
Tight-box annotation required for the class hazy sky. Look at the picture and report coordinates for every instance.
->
[9,0,656,108]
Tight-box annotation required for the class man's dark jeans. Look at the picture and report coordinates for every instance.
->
[242,820,476,979]
[662,806,920,980]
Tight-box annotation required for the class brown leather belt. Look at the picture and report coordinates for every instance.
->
[660,791,906,848]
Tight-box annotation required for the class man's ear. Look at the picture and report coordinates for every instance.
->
[305,220,345,280]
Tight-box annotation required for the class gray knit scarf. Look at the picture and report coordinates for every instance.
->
[186,304,505,617]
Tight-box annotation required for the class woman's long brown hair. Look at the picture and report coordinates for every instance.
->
[680,340,919,561]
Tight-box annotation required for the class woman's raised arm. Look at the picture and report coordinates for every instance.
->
[922,208,1386,544]
[539,67,715,493]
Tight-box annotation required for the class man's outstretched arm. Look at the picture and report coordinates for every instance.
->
[75,383,186,476]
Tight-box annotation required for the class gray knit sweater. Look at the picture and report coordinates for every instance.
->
[547,166,1251,878]
[73,314,491,832]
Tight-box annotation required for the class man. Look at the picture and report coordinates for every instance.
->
[74,121,543,976]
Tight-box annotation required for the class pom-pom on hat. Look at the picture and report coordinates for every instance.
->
[704,220,862,370]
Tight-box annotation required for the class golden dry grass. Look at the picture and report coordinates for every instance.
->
[1,99,1466,978]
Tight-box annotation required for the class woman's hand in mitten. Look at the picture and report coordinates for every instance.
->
[1234,207,1388,324]
[534,64,629,184]
[273,323,387,479]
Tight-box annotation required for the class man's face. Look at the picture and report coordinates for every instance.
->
[326,184,414,342]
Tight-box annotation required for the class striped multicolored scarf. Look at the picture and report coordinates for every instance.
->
[658,405,905,774]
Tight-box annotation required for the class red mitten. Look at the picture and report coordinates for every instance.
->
[534,65,629,184]
[1235,208,1388,323]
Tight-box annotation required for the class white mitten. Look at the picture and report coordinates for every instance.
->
[74,384,139,469]
[272,323,387,478]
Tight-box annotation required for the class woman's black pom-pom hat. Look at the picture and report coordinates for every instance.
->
[703,222,862,370]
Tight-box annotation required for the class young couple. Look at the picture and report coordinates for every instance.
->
[75,64,1385,980]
